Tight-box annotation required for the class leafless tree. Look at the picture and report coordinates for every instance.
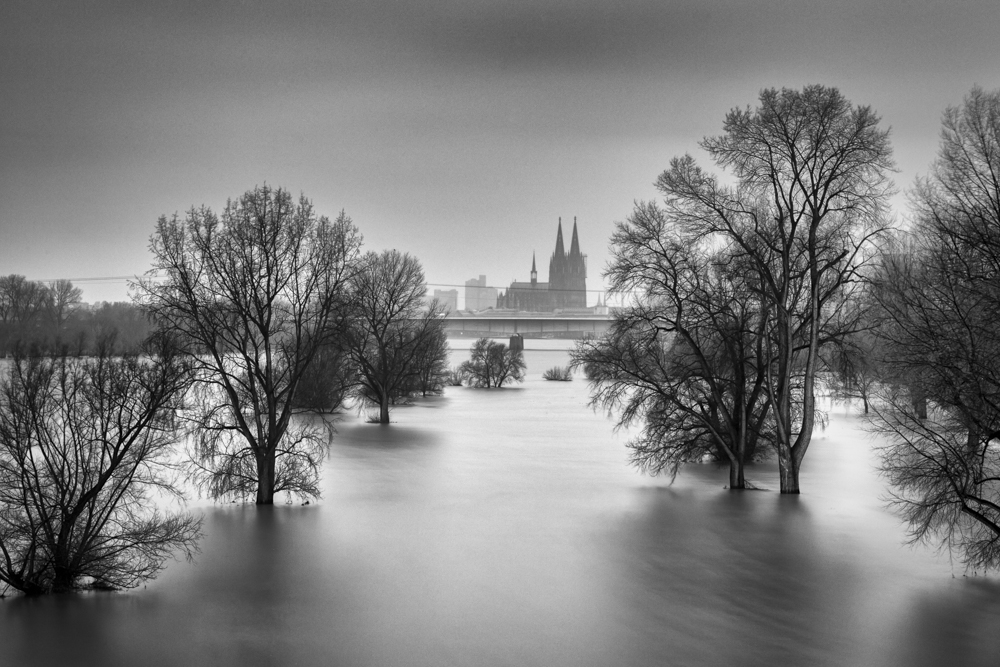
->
[657,85,894,493]
[0,275,47,325]
[346,250,448,423]
[572,201,774,489]
[870,87,1000,569]
[45,279,83,328]
[291,338,356,413]
[823,323,880,414]
[137,185,362,504]
[408,314,450,397]
[0,275,49,354]
[460,337,526,388]
[0,335,200,595]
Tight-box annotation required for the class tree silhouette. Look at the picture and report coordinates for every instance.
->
[138,185,361,504]
[0,336,200,595]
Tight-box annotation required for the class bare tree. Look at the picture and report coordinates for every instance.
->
[460,337,526,388]
[823,308,881,415]
[45,279,83,328]
[0,275,47,325]
[0,275,49,354]
[137,185,362,504]
[407,314,450,397]
[870,87,1000,569]
[0,335,200,595]
[658,85,894,493]
[291,338,356,413]
[346,250,447,423]
[572,201,774,489]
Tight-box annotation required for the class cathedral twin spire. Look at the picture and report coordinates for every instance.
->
[547,217,586,308]
[550,217,581,264]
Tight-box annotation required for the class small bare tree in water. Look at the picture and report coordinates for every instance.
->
[823,328,879,415]
[871,88,1000,570]
[138,185,362,504]
[0,335,200,595]
[460,338,525,388]
[346,250,449,423]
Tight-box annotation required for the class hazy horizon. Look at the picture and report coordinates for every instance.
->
[3,0,998,303]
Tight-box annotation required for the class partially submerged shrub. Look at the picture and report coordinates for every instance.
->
[459,338,525,388]
[446,366,464,386]
[543,365,573,381]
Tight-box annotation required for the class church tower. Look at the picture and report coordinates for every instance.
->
[565,217,587,307]
[549,217,587,308]
[549,218,568,308]
[498,217,587,312]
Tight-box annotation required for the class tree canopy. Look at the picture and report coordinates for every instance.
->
[138,185,362,504]
[346,249,449,423]
[653,85,893,492]
[461,338,526,388]
[870,87,1000,569]
[0,336,200,595]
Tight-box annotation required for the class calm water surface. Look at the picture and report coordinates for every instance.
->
[3,341,1000,666]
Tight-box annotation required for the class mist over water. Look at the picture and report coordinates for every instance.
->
[3,342,1000,666]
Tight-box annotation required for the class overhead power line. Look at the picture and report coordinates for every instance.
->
[25,276,624,295]
[25,275,612,295]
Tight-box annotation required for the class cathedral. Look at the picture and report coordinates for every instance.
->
[496,218,587,312]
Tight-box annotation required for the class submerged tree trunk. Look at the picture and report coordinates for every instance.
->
[380,394,390,424]
[778,455,801,494]
[256,450,276,505]
[52,565,76,593]
[729,460,746,490]
[50,528,78,592]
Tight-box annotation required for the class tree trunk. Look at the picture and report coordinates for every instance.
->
[729,460,746,490]
[52,565,75,593]
[380,393,390,424]
[256,450,276,505]
[20,579,47,596]
[49,530,77,592]
[911,385,928,419]
[778,454,801,494]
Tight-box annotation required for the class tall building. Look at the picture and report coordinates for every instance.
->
[496,218,587,312]
[431,289,458,313]
[464,275,498,312]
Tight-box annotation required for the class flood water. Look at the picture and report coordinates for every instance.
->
[3,341,1000,666]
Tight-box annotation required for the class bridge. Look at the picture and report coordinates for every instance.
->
[441,314,611,339]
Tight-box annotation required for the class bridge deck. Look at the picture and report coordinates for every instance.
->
[442,315,610,338]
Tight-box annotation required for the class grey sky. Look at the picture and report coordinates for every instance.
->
[2,0,997,303]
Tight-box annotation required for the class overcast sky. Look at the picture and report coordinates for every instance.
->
[2,0,998,304]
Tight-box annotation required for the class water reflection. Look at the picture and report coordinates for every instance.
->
[2,346,999,666]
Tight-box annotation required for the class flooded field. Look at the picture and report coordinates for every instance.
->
[2,341,999,666]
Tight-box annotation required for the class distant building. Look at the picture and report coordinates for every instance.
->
[593,294,609,315]
[497,218,587,312]
[464,275,498,312]
[431,289,458,313]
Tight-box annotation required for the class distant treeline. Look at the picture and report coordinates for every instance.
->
[0,275,150,356]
